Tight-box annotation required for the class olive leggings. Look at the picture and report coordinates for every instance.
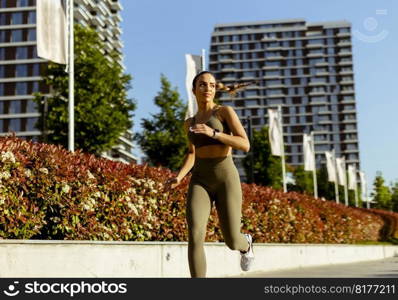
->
[186,155,249,278]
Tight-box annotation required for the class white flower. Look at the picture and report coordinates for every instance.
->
[87,170,95,180]
[0,171,11,180]
[24,169,32,178]
[93,191,101,198]
[0,151,16,164]
[62,184,71,193]
[128,202,139,215]
[39,168,48,174]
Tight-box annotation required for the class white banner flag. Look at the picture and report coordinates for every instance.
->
[268,109,283,156]
[336,157,347,186]
[185,54,202,119]
[37,0,68,64]
[359,171,367,201]
[348,165,357,190]
[303,133,315,171]
[325,151,336,182]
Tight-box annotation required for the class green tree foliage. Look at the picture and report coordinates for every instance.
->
[391,181,398,212]
[243,126,282,189]
[34,24,135,155]
[290,165,314,195]
[135,75,187,171]
[371,171,392,210]
[317,165,337,201]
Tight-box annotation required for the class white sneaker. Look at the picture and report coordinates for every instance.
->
[240,233,254,271]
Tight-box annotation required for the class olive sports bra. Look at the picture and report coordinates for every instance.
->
[188,108,231,148]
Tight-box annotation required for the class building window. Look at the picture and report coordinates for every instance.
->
[28,11,36,24]
[26,117,38,131]
[0,30,6,42]
[9,118,20,132]
[16,82,27,95]
[16,47,28,59]
[11,29,23,42]
[32,63,40,76]
[9,100,21,113]
[17,0,30,6]
[16,64,28,77]
[26,99,36,112]
[28,29,36,41]
[32,81,39,92]
[11,12,23,24]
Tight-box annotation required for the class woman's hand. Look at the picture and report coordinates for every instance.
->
[164,177,181,191]
[189,123,213,137]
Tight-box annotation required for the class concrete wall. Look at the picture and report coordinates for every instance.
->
[0,240,397,277]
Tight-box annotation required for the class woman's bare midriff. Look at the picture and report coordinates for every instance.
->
[194,144,232,158]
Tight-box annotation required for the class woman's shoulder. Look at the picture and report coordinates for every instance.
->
[216,105,236,116]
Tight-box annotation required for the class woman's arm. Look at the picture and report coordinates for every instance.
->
[165,119,195,189]
[189,106,250,152]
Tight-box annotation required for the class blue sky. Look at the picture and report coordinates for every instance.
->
[120,0,398,189]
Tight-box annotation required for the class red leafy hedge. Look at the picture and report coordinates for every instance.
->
[0,136,393,243]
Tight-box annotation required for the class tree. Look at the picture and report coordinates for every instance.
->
[243,126,282,189]
[135,75,187,171]
[371,172,392,210]
[317,165,337,201]
[290,165,314,194]
[34,24,135,155]
[391,181,398,212]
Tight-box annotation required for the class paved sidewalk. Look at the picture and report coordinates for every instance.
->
[239,256,398,278]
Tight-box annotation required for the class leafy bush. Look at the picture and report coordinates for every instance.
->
[0,136,393,243]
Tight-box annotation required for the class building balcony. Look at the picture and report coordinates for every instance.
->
[338,61,352,66]
[341,118,357,123]
[267,56,284,61]
[75,0,89,5]
[338,50,352,56]
[306,43,324,48]
[75,6,91,22]
[219,48,233,54]
[262,65,280,70]
[307,52,324,57]
[91,15,106,27]
[337,41,352,47]
[308,81,327,86]
[340,89,355,94]
[97,1,112,16]
[0,112,40,119]
[266,46,282,51]
[112,26,122,35]
[339,70,353,75]
[112,13,122,23]
[110,0,123,11]
[337,32,351,37]
[339,80,354,85]
[309,91,326,96]
[315,61,329,67]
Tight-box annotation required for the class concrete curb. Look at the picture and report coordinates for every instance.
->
[0,240,397,277]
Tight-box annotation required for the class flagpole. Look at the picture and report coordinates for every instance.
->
[310,131,318,198]
[278,105,287,193]
[343,158,348,206]
[201,49,206,71]
[68,0,74,152]
[354,180,359,207]
[332,149,339,204]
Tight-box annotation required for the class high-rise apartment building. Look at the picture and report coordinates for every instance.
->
[209,19,359,180]
[0,0,135,163]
